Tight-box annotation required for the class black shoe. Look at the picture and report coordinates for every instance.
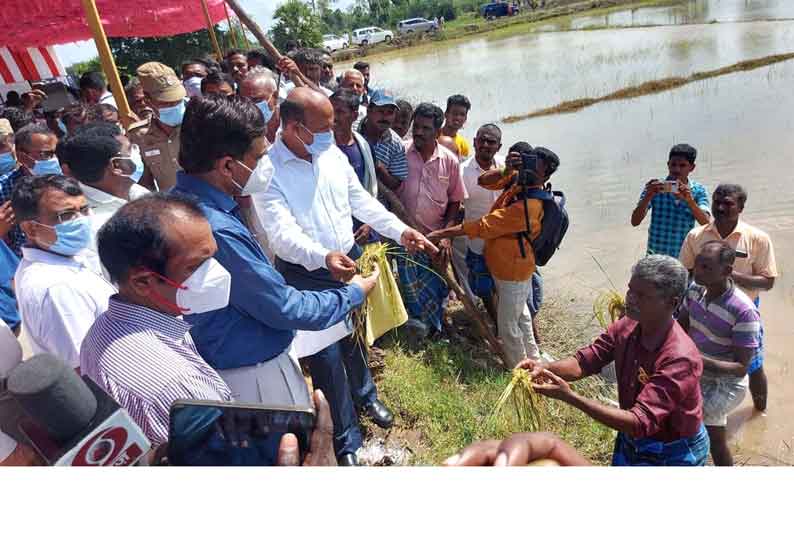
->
[363,399,394,429]
[338,453,359,466]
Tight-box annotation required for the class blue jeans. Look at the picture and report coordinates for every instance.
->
[612,424,710,466]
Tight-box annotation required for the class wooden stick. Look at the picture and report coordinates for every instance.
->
[378,181,506,364]
[79,0,133,129]
[199,0,224,60]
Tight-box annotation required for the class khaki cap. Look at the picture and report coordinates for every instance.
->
[0,119,12,137]
[136,62,186,102]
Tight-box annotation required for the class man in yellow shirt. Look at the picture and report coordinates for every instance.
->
[428,145,560,368]
[441,95,471,159]
[679,183,778,411]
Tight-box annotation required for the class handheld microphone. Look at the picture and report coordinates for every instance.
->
[7,354,151,466]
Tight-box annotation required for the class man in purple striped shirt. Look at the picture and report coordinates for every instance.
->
[678,240,760,466]
[80,193,233,446]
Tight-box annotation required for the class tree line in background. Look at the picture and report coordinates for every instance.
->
[68,0,492,76]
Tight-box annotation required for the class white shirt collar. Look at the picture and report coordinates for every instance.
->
[21,246,83,268]
[80,183,122,206]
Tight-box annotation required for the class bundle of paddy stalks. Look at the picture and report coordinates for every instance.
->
[494,368,545,432]
[593,290,626,329]
[353,242,409,347]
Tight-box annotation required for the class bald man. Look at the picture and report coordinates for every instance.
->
[240,67,280,144]
[255,87,436,465]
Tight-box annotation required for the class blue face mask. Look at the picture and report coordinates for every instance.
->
[256,100,273,124]
[299,125,334,156]
[158,100,186,127]
[32,156,63,176]
[0,152,16,176]
[36,216,93,256]
[128,145,144,183]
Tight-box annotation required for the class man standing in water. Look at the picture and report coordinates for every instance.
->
[631,144,710,257]
[678,241,760,466]
[519,255,709,466]
[679,184,777,411]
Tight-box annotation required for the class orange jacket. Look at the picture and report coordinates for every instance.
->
[462,171,544,281]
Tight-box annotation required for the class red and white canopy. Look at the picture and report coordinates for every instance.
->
[0,46,65,84]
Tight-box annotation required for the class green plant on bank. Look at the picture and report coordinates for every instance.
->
[373,295,617,465]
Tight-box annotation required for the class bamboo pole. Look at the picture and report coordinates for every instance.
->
[199,0,224,60]
[79,0,133,129]
[223,1,244,50]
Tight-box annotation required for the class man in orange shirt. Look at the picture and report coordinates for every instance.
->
[679,184,778,411]
[428,145,559,367]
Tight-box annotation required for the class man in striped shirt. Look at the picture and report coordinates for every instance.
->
[80,194,233,446]
[358,90,409,194]
[678,240,761,466]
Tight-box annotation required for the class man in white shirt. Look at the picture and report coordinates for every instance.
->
[56,122,149,234]
[256,87,436,465]
[12,175,115,370]
[460,124,505,321]
[79,71,117,109]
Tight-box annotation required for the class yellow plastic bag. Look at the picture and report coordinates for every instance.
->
[358,243,408,346]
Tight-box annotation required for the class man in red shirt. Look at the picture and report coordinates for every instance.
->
[520,255,709,466]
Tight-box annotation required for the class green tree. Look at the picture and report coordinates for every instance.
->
[66,57,102,78]
[271,0,323,51]
[107,27,230,77]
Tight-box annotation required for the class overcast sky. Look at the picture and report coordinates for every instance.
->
[54,0,357,66]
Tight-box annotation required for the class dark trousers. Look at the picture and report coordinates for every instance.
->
[276,247,378,456]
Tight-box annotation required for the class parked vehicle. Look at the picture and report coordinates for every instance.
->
[322,34,349,52]
[351,26,394,46]
[481,2,520,20]
[396,17,439,35]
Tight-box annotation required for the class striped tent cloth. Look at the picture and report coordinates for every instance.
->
[0,46,65,84]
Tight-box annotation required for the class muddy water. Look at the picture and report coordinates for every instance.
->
[361,0,794,464]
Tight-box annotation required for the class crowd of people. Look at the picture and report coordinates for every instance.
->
[0,44,779,467]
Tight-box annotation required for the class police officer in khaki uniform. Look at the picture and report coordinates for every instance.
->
[127,62,186,192]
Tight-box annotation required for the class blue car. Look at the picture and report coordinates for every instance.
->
[481,2,520,19]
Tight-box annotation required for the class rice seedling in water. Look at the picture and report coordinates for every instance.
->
[493,368,545,432]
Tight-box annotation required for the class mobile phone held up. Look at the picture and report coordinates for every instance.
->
[168,400,315,466]
[658,175,678,194]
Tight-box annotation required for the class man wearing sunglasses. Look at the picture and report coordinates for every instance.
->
[11,175,115,371]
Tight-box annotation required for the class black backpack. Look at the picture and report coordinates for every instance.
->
[513,184,569,266]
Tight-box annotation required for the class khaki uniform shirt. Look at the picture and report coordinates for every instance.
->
[127,118,181,191]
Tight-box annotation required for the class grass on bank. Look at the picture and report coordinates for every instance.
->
[368,295,617,465]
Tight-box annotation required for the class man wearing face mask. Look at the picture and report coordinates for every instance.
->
[80,194,234,446]
[258,88,437,464]
[127,62,187,192]
[171,94,379,418]
[181,58,209,98]
[239,67,280,147]
[56,123,149,234]
[1,124,61,256]
[12,175,115,371]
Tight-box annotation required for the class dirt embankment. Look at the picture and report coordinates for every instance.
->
[332,0,677,63]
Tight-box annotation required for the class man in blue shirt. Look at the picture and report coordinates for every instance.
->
[631,143,710,257]
[171,94,378,424]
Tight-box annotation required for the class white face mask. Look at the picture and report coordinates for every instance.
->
[232,155,274,196]
[176,258,232,315]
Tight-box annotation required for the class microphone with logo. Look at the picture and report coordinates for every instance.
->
[7,353,151,466]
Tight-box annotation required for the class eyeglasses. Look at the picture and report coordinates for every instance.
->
[55,205,93,224]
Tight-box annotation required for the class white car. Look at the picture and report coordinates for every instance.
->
[351,26,394,46]
[322,34,349,52]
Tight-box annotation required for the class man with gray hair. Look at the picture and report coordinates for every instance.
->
[519,255,709,466]
[240,67,280,143]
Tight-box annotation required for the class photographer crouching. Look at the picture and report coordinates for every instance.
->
[428,144,560,368]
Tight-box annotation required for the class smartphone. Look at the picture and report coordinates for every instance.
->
[659,176,678,193]
[168,400,314,466]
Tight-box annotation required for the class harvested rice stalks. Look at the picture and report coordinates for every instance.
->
[353,243,408,347]
[593,290,626,329]
[494,368,545,432]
